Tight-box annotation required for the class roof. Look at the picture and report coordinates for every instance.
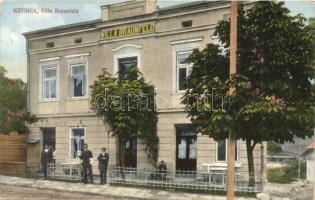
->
[23,1,229,38]
[23,19,102,37]
[300,141,315,157]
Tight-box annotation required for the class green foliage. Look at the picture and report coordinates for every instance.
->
[267,142,283,155]
[182,1,314,185]
[267,168,295,183]
[90,68,159,166]
[267,159,306,183]
[0,66,37,134]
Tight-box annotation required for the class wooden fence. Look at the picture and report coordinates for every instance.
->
[0,132,27,176]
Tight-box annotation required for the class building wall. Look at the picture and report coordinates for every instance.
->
[26,1,263,177]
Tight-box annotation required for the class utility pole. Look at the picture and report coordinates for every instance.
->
[227,1,237,200]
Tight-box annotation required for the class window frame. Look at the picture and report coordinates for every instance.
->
[113,44,142,78]
[41,65,58,101]
[69,127,86,159]
[215,139,239,163]
[176,50,193,92]
[69,62,88,99]
[118,56,138,80]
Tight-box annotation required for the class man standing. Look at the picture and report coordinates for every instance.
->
[41,144,53,178]
[79,143,93,184]
[98,147,109,184]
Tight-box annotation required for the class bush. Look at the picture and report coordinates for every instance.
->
[267,158,306,183]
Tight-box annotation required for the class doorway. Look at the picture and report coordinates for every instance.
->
[42,128,56,150]
[118,136,137,169]
[176,124,197,171]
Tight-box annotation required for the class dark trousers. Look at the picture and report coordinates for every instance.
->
[42,163,47,178]
[99,167,107,184]
[82,164,93,184]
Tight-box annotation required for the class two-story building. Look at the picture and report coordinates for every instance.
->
[24,0,265,178]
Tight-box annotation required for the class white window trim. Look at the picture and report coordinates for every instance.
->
[69,127,86,159]
[176,50,193,93]
[171,38,202,94]
[39,60,59,102]
[112,44,142,77]
[215,139,239,163]
[66,55,89,100]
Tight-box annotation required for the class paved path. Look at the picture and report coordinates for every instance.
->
[0,184,127,200]
[0,175,255,200]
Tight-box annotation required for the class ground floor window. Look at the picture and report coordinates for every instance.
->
[70,128,85,159]
[216,139,239,162]
[176,124,197,171]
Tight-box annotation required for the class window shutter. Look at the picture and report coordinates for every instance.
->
[68,75,73,97]
[82,74,86,96]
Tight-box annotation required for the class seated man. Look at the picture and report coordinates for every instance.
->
[158,160,167,180]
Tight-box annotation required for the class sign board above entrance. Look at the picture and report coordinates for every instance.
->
[100,24,155,40]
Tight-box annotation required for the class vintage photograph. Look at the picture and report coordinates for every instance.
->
[0,0,314,199]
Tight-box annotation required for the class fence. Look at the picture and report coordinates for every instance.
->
[47,163,81,181]
[0,132,27,177]
[109,167,263,193]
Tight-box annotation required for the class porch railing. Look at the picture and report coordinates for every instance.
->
[47,163,81,181]
[109,167,263,193]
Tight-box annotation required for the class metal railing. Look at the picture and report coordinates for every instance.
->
[47,163,82,181]
[109,167,263,193]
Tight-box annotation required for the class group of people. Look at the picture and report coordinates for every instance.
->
[41,143,109,184]
[41,143,168,184]
[79,144,109,184]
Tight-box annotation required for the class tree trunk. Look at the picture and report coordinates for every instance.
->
[119,135,126,180]
[246,139,256,187]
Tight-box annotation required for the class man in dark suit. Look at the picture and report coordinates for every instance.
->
[79,143,93,184]
[41,144,53,178]
[98,147,109,184]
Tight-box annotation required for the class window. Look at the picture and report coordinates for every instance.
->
[70,128,85,159]
[46,42,54,48]
[176,51,193,91]
[182,20,193,28]
[216,139,238,162]
[74,38,82,44]
[118,56,138,80]
[69,64,86,97]
[42,67,57,100]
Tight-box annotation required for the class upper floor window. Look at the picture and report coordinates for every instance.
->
[42,67,57,100]
[176,51,193,91]
[46,42,54,48]
[118,56,138,80]
[182,20,192,28]
[70,128,85,159]
[69,64,86,97]
[74,38,82,44]
[216,139,239,162]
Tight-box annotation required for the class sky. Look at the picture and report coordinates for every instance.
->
[0,0,315,82]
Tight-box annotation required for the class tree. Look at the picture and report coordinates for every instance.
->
[182,2,314,186]
[0,65,37,134]
[267,142,282,155]
[90,68,159,177]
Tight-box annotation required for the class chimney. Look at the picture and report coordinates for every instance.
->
[101,0,158,22]
[145,0,157,14]
[101,5,109,21]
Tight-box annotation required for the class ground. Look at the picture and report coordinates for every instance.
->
[0,185,130,200]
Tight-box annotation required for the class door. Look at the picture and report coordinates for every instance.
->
[42,128,56,150]
[120,136,137,169]
[176,124,197,171]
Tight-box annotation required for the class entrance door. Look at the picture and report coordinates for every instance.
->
[42,128,56,150]
[176,124,197,171]
[120,136,137,168]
